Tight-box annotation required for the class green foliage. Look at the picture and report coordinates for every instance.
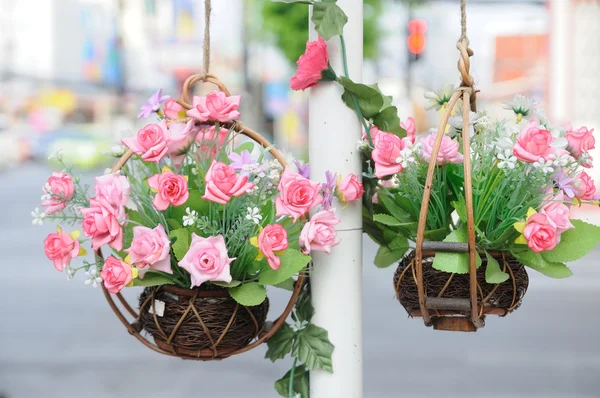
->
[274,365,309,398]
[432,227,482,274]
[266,323,295,362]
[373,235,409,268]
[484,252,510,284]
[258,249,311,286]
[132,272,175,287]
[169,228,190,262]
[311,2,348,40]
[372,106,406,136]
[295,288,315,322]
[512,250,572,279]
[339,77,383,119]
[292,324,334,372]
[541,220,600,263]
[228,282,268,306]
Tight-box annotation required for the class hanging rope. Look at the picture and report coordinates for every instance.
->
[203,0,212,72]
[460,0,467,42]
[456,0,476,109]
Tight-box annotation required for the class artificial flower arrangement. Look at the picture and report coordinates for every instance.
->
[361,91,600,325]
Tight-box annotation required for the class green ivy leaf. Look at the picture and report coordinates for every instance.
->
[432,227,482,274]
[292,324,334,372]
[311,2,347,40]
[541,220,600,263]
[374,236,409,268]
[339,77,384,119]
[169,228,190,262]
[273,278,296,291]
[132,272,175,287]
[258,249,310,286]
[512,250,573,279]
[228,282,267,306]
[211,280,242,288]
[274,365,309,398]
[296,291,314,323]
[372,106,406,136]
[265,323,295,362]
[484,252,510,284]
[368,83,393,111]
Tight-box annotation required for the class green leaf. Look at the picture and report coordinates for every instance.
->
[432,227,482,274]
[170,191,209,222]
[379,194,413,223]
[292,324,334,372]
[265,323,295,362]
[512,250,573,279]
[132,272,175,287]
[167,218,182,231]
[451,197,467,224]
[368,83,393,111]
[273,278,296,291]
[311,2,347,40]
[169,228,190,262]
[272,0,314,4]
[374,236,409,268]
[228,282,267,306]
[484,252,509,284]
[373,213,403,226]
[296,291,314,323]
[541,220,600,263]
[211,280,242,288]
[339,77,384,119]
[274,365,309,398]
[233,141,255,154]
[424,228,449,241]
[258,249,310,286]
[372,106,406,136]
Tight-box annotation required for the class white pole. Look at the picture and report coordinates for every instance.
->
[308,0,363,397]
[548,0,571,123]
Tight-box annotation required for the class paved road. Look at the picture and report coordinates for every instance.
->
[1,164,599,398]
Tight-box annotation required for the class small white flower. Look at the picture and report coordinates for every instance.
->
[41,194,51,201]
[65,266,75,281]
[182,207,198,227]
[579,152,594,168]
[268,169,280,182]
[31,208,46,225]
[246,207,262,224]
[291,319,309,333]
[503,94,537,121]
[191,167,198,176]
[103,144,126,157]
[497,150,517,170]
[493,137,514,152]
[532,158,554,174]
[84,267,103,288]
[43,182,52,194]
[424,84,455,111]
[547,152,571,168]
[396,147,416,168]
[48,149,63,161]
[357,139,369,150]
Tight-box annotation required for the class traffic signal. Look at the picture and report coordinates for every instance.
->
[407,19,427,61]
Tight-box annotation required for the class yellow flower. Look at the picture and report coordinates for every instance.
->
[513,207,537,245]
[125,255,139,288]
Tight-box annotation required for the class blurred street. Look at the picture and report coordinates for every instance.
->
[1,164,599,398]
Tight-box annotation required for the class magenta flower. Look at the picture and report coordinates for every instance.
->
[138,89,170,119]
[294,160,311,179]
[321,170,338,210]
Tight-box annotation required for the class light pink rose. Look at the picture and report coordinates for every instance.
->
[196,125,229,158]
[202,160,254,205]
[147,171,189,211]
[513,121,555,163]
[420,133,464,165]
[362,125,381,143]
[258,224,289,270]
[44,228,80,271]
[80,199,123,251]
[94,173,130,219]
[290,37,329,91]
[337,173,364,203]
[100,256,133,294]
[122,121,169,163]
[41,172,75,215]
[186,91,241,123]
[168,120,200,168]
[541,191,574,233]
[372,131,405,178]
[573,171,597,200]
[401,117,416,144]
[163,98,184,120]
[523,212,559,253]
[275,168,323,221]
[566,126,595,158]
[299,209,340,254]
[125,225,172,278]
[178,234,234,287]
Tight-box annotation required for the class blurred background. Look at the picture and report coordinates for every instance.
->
[1,0,599,397]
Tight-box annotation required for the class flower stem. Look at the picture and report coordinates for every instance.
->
[288,358,298,398]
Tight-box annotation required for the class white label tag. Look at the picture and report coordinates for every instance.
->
[148,300,165,317]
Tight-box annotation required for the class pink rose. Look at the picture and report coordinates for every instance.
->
[163,98,184,120]
[202,161,254,205]
[299,210,340,254]
[125,225,172,278]
[258,224,289,270]
[362,125,381,143]
[541,191,574,233]
[94,173,130,219]
[275,168,323,221]
[122,121,169,163]
[420,133,464,165]
[573,171,597,200]
[168,120,200,168]
[178,234,234,287]
[566,126,595,158]
[147,170,189,210]
[100,256,133,294]
[186,91,241,123]
[196,125,229,157]
[513,121,555,163]
[44,228,80,271]
[337,173,364,203]
[401,117,416,143]
[372,131,405,178]
[41,172,75,215]
[523,212,559,253]
[80,199,123,251]
[290,37,329,91]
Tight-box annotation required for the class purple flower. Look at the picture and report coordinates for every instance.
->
[294,160,311,179]
[228,150,256,175]
[554,171,576,198]
[138,89,170,119]
[321,170,338,210]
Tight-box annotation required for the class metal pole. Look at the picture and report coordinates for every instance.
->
[308,0,363,396]
[548,0,571,123]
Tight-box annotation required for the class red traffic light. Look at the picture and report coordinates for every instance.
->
[407,19,427,55]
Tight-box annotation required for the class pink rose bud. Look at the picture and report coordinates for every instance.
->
[125,225,172,278]
[196,125,229,158]
[573,171,597,200]
[94,172,130,219]
[202,160,254,205]
[258,224,289,270]
[163,98,185,120]
[372,131,405,178]
[275,168,323,221]
[299,209,341,254]
[523,212,559,253]
[420,133,464,166]
[540,191,574,233]
[290,37,329,91]
[167,120,200,169]
[44,228,81,271]
[80,198,124,251]
[566,126,595,159]
[100,256,134,294]
[178,234,234,288]
[400,117,416,143]
[147,170,189,211]
[42,172,75,215]
[337,173,364,203]
[122,121,169,163]
[513,120,555,163]
[186,91,241,123]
